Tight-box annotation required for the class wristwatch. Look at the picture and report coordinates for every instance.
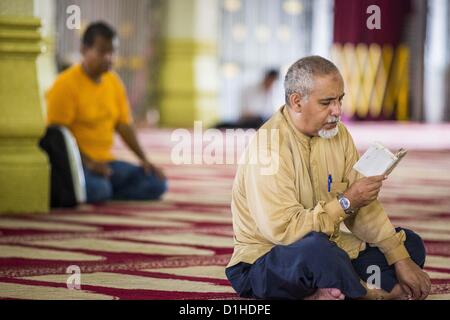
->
[337,193,355,215]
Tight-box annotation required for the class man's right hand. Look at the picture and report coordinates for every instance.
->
[395,258,431,300]
[87,161,112,177]
[343,175,387,209]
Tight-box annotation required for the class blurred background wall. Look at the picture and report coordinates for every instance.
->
[3,0,450,128]
[54,0,163,124]
[219,0,335,121]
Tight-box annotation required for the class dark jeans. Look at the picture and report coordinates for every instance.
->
[83,160,168,203]
[225,228,426,299]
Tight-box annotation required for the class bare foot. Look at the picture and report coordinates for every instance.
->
[304,288,345,300]
[386,284,411,300]
[360,283,409,300]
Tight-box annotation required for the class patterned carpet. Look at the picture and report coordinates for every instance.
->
[0,126,449,300]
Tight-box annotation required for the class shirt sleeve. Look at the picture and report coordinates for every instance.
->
[112,73,132,125]
[340,125,410,265]
[46,78,76,126]
[242,139,348,245]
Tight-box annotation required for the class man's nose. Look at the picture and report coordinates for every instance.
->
[330,101,342,117]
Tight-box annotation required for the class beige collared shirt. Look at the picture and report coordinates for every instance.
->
[227,105,409,268]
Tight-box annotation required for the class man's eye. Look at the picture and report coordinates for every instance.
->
[321,102,330,106]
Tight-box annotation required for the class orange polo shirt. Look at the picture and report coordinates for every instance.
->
[46,64,132,162]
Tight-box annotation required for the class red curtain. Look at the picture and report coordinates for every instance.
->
[334,0,412,46]
[333,0,413,121]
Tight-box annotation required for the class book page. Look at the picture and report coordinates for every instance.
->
[353,142,398,177]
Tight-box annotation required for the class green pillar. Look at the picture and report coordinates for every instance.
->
[158,0,219,128]
[0,2,50,214]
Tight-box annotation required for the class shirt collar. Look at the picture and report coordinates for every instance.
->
[78,63,104,85]
[281,105,312,146]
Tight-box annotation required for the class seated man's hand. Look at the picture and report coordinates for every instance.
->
[343,175,386,209]
[395,258,431,300]
[142,160,166,181]
[88,161,113,177]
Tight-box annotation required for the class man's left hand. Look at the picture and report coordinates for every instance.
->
[395,257,431,300]
[142,160,166,181]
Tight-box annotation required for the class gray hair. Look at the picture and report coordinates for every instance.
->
[284,55,340,105]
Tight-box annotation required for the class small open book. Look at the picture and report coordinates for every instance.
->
[353,142,408,177]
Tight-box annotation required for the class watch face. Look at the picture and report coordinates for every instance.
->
[339,197,350,210]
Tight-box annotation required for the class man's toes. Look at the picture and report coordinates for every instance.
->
[329,288,342,298]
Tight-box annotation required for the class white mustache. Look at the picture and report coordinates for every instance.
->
[327,116,340,123]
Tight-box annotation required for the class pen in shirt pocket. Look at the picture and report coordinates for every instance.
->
[327,174,332,192]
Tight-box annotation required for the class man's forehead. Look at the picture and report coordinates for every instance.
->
[311,73,344,97]
[93,36,117,49]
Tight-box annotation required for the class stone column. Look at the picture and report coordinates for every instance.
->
[0,0,50,213]
[158,0,219,128]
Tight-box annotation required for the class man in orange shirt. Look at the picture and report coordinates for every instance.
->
[46,22,167,203]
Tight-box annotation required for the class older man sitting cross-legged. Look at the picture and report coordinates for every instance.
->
[225,56,431,300]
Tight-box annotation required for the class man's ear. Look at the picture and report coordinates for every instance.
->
[289,93,303,113]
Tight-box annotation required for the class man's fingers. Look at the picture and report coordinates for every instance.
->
[366,189,381,199]
[422,273,432,298]
[419,289,428,300]
[156,170,166,180]
[402,281,420,300]
[400,284,413,299]
[423,273,431,290]
[96,167,112,177]
[149,165,166,181]
[366,175,385,182]
[365,184,382,193]
[420,279,430,300]
[359,178,383,189]
[410,284,421,300]
[357,190,380,206]
[144,163,156,175]
[419,279,428,300]
[92,162,112,177]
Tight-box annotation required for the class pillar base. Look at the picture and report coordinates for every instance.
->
[0,141,49,214]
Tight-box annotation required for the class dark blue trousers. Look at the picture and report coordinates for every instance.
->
[225,228,426,299]
[84,160,168,203]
